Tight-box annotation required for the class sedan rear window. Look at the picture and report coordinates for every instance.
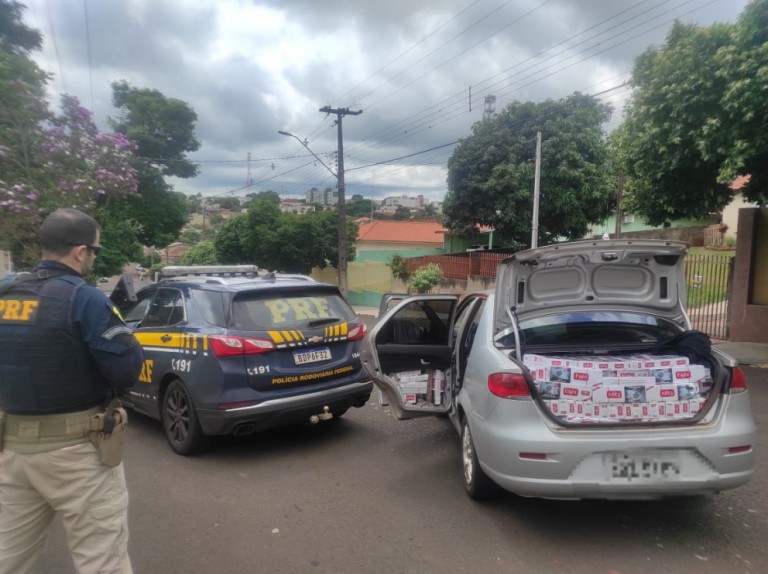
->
[231,291,356,330]
[519,312,680,346]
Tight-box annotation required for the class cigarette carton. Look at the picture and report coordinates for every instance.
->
[592,387,625,403]
[645,385,678,402]
[538,381,561,400]
[676,383,699,401]
[623,385,648,403]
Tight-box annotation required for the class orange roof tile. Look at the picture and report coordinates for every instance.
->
[731,175,750,190]
[356,220,447,245]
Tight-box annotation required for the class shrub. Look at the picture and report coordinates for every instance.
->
[387,254,410,281]
[407,263,444,293]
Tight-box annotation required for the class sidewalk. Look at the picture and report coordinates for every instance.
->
[353,306,768,367]
[713,342,768,367]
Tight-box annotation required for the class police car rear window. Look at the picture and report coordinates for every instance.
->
[231,291,356,330]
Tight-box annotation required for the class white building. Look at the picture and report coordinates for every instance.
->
[305,187,338,206]
[279,199,315,215]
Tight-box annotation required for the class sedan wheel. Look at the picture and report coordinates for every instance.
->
[462,419,500,500]
[163,379,210,455]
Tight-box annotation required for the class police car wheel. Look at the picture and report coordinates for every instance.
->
[162,379,210,455]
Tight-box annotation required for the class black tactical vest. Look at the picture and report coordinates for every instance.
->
[0,273,106,414]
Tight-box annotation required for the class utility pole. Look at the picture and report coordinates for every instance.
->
[531,131,542,249]
[319,106,362,298]
[615,172,625,239]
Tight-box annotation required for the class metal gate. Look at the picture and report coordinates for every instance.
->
[684,253,734,341]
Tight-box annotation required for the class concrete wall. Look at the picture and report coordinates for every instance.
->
[729,207,768,342]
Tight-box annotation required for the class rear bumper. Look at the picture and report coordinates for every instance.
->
[469,393,757,500]
[197,380,373,435]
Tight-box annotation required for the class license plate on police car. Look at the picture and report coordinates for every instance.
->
[293,347,332,365]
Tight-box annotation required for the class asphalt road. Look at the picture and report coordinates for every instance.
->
[35,367,767,574]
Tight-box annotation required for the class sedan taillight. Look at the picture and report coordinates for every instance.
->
[209,335,276,357]
[488,373,530,398]
[728,366,748,394]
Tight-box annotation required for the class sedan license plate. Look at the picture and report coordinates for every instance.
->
[293,347,332,365]
[603,451,682,482]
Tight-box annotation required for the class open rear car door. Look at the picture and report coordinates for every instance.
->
[361,294,459,419]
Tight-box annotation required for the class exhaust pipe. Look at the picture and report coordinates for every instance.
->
[233,423,256,436]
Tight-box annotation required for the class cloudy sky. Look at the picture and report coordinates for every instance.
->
[22,0,749,203]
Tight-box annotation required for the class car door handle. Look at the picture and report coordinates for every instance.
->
[420,359,431,366]
[161,334,172,342]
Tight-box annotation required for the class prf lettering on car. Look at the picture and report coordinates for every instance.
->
[0,297,40,324]
[265,297,330,324]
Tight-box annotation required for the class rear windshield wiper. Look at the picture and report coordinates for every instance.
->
[307,317,341,327]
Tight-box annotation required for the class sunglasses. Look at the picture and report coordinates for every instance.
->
[69,243,102,255]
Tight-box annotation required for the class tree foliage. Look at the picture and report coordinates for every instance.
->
[407,263,443,294]
[181,241,218,265]
[213,198,357,274]
[108,81,199,247]
[614,1,768,225]
[444,93,614,248]
[0,94,139,267]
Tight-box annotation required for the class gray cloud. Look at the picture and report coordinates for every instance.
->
[22,0,749,201]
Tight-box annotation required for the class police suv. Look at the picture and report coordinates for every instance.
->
[110,266,372,455]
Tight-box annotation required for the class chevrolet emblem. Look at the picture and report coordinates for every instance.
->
[308,336,324,343]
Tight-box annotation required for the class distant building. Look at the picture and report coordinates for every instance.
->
[378,194,426,215]
[279,199,315,215]
[305,187,338,206]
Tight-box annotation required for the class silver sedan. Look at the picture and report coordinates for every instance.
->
[361,240,756,500]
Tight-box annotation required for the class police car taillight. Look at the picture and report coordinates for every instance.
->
[209,335,276,357]
[347,322,367,341]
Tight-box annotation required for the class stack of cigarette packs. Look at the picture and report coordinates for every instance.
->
[391,370,447,406]
[523,353,712,423]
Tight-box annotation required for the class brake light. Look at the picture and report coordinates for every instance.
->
[488,373,530,398]
[209,335,275,357]
[729,367,748,394]
[347,322,368,341]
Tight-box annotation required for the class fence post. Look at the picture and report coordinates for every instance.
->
[725,256,735,341]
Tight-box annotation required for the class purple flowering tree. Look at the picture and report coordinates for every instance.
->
[0,94,139,267]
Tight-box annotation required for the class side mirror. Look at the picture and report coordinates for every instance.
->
[109,274,137,309]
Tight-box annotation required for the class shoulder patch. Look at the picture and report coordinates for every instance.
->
[102,325,134,340]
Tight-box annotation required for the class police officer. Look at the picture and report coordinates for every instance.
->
[0,208,144,574]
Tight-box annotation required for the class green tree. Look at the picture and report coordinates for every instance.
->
[445,93,614,248]
[614,2,768,225]
[108,81,199,247]
[217,196,241,211]
[393,205,411,220]
[181,241,218,265]
[346,198,374,218]
[407,263,443,293]
[215,213,254,264]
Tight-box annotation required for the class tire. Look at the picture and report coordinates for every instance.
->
[162,379,210,455]
[461,418,501,500]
